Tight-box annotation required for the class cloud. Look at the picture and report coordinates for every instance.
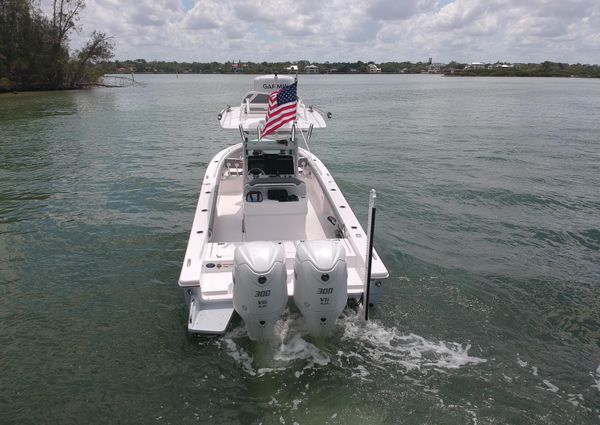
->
[129,4,169,27]
[62,0,600,63]
[232,1,279,23]
[183,14,219,30]
[368,0,437,20]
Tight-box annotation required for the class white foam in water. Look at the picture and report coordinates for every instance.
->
[543,380,560,393]
[350,364,371,380]
[567,393,584,407]
[341,312,486,370]
[220,310,330,376]
[592,365,600,392]
[516,354,528,368]
[223,334,257,376]
[221,309,485,376]
[272,328,330,366]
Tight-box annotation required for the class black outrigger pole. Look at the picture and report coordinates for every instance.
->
[363,189,377,320]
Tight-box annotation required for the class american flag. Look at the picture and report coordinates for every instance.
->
[262,82,298,138]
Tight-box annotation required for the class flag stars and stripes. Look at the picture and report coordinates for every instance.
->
[262,82,298,138]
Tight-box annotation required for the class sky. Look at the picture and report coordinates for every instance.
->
[64,0,600,63]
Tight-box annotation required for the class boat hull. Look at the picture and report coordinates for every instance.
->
[179,144,388,335]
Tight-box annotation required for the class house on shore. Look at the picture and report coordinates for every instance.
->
[368,64,381,73]
[491,62,514,69]
[466,62,486,70]
[427,63,445,73]
[304,64,319,74]
[231,60,248,73]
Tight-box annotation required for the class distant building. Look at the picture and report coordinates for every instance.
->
[467,62,485,70]
[368,64,381,73]
[231,60,248,73]
[427,63,445,73]
[304,64,319,73]
[491,62,514,69]
[286,65,298,73]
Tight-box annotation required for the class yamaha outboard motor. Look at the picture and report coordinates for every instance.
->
[293,240,348,336]
[233,242,288,341]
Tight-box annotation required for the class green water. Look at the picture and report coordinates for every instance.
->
[1,75,599,424]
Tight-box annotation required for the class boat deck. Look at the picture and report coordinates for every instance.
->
[211,176,243,242]
[197,169,364,302]
[210,174,331,243]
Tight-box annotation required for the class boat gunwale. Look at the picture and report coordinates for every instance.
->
[178,142,389,289]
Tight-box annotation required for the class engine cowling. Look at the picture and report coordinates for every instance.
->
[293,240,348,336]
[233,241,288,341]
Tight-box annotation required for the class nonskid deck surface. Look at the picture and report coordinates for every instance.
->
[211,176,243,242]
[210,174,332,243]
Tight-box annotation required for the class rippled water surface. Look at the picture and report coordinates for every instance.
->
[1,75,599,424]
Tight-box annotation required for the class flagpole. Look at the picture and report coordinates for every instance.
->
[294,64,299,132]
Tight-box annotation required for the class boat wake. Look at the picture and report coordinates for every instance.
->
[220,310,486,377]
[340,312,486,373]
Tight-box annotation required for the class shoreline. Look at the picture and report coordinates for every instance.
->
[0,84,104,96]
[444,72,600,78]
[3,73,599,96]
[93,72,600,78]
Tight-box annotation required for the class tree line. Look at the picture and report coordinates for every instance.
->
[98,59,600,77]
[0,0,114,92]
[97,59,435,75]
[449,62,600,78]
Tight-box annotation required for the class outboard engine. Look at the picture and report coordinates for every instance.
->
[233,242,288,341]
[293,240,348,336]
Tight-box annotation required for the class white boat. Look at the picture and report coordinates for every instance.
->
[178,75,389,340]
